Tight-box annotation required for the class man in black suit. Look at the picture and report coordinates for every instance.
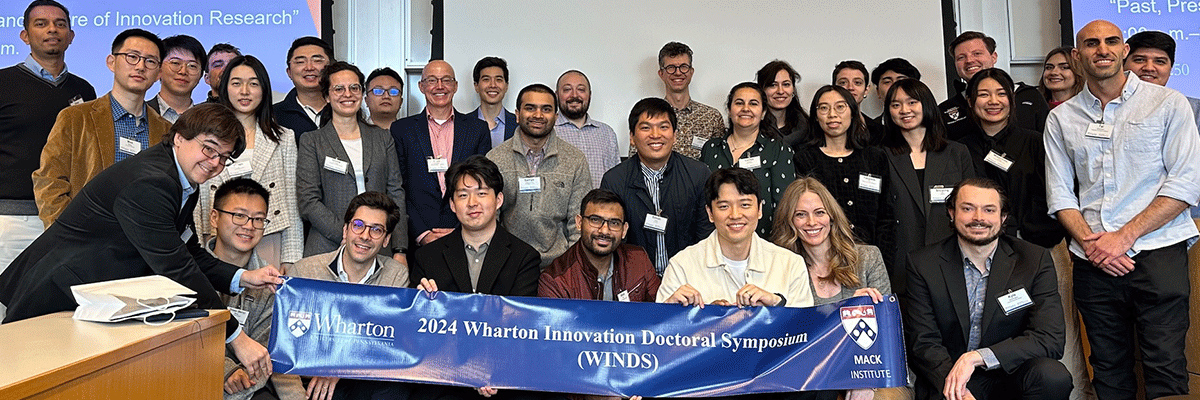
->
[0,104,284,383]
[904,178,1071,400]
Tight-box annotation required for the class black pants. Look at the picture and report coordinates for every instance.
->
[1072,241,1190,399]
[963,357,1072,400]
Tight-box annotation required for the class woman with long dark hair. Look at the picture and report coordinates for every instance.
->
[756,60,810,148]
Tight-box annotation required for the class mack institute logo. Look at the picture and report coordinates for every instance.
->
[288,310,312,338]
[841,305,878,350]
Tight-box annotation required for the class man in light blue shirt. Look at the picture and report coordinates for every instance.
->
[1044,20,1200,400]
[471,56,516,148]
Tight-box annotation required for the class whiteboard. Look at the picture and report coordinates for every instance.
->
[445,0,949,154]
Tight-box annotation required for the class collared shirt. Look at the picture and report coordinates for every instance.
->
[465,241,490,292]
[516,137,546,175]
[22,54,66,84]
[152,94,190,123]
[640,161,668,274]
[301,102,321,126]
[110,96,150,163]
[478,108,508,149]
[597,258,615,301]
[960,244,1000,370]
[427,111,456,194]
[668,99,725,160]
[554,113,619,188]
[333,245,380,284]
[1045,71,1200,259]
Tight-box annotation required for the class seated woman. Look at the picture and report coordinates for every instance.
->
[1038,47,1083,109]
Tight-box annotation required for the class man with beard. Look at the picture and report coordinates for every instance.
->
[1045,20,1200,399]
[904,178,1070,400]
[555,70,619,188]
[488,84,591,266]
[540,188,660,302]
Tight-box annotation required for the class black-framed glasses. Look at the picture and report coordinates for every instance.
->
[112,52,161,70]
[332,84,363,95]
[370,87,401,97]
[215,209,270,229]
[660,64,692,74]
[165,58,202,74]
[350,219,387,239]
[200,143,235,166]
[583,215,624,230]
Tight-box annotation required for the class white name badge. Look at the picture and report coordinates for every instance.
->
[617,290,631,302]
[426,158,449,173]
[998,288,1034,316]
[645,214,668,233]
[229,307,249,326]
[180,227,193,243]
[929,186,953,204]
[118,137,142,155]
[69,95,85,106]
[858,173,883,193]
[738,156,762,170]
[984,150,1013,172]
[226,160,253,177]
[691,136,708,149]
[1085,122,1113,139]
[518,176,542,193]
[324,156,349,174]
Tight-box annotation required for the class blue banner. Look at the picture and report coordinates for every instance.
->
[269,277,907,397]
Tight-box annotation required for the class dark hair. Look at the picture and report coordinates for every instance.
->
[580,188,626,217]
[218,55,283,143]
[472,56,509,83]
[705,167,761,206]
[755,60,809,134]
[1126,31,1176,64]
[965,68,1016,129]
[23,0,69,30]
[725,82,778,139]
[516,83,557,111]
[946,177,1010,219]
[162,35,208,73]
[832,60,869,85]
[214,177,270,210]
[286,36,334,64]
[949,31,997,56]
[207,43,241,60]
[1038,46,1084,103]
[870,58,922,86]
[627,97,677,133]
[443,155,505,204]
[807,85,868,150]
[344,191,403,234]
[366,67,404,91]
[658,41,693,67]
[320,61,366,121]
[556,69,590,88]
[169,103,246,158]
[111,28,165,61]
[881,79,947,154]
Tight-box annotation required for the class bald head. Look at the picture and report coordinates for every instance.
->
[1076,20,1121,46]
[1073,19,1128,82]
[420,60,458,111]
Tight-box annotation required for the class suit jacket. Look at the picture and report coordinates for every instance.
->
[297,122,408,256]
[884,141,975,294]
[903,235,1064,400]
[390,109,491,245]
[33,93,171,226]
[1,142,241,336]
[409,226,539,296]
[471,106,517,147]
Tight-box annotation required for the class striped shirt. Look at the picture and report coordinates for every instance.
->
[640,161,668,274]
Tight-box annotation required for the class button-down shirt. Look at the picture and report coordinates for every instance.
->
[152,94,189,123]
[465,241,490,291]
[640,161,668,274]
[516,137,546,175]
[1045,71,1200,259]
[23,54,66,84]
[301,102,321,126]
[478,108,508,149]
[670,99,726,160]
[334,245,380,284]
[961,246,1000,370]
[428,112,456,194]
[597,259,615,301]
[555,113,619,188]
[111,96,149,163]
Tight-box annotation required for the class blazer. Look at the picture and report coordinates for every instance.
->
[884,141,975,295]
[1,142,241,336]
[33,93,171,226]
[409,226,539,296]
[903,235,1064,400]
[297,122,408,256]
[471,106,517,146]
[390,109,491,245]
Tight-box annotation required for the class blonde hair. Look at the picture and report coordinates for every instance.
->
[770,177,861,288]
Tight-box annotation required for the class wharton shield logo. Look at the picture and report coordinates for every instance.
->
[288,310,312,338]
[840,305,878,350]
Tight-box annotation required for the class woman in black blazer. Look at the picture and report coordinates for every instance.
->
[881,79,975,294]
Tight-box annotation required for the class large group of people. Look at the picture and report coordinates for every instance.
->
[0,1,1198,400]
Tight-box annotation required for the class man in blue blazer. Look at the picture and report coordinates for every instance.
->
[391,60,490,249]
[470,56,517,148]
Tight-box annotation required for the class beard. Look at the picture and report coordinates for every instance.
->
[582,233,619,258]
[956,222,1002,246]
[560,99,589,120]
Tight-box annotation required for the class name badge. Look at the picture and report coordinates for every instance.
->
[738,156,762,170]
[644,214,668,233]
[984,150,1013,172]
[1085,122,1113,139]
[998,287,1034,316]
[229,307,249,326]
[929,186,953,204]
[324,156,349,174]
[691,136,708,149]
[518,176,542,193]
[118,137,142,155]
[617,290,631,302]
[226,159,253,177]
[427,158,449,173]
[858,173,882,193]
[69,95,85,106]
[180,227,193,243]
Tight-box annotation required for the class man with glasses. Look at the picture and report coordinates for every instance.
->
[391,60,490,250]
[365,67,404,129]
[33,28,172,226]
[147,35,206,123]
[203,43,240,103]
[471,56,516,148]
[555,69,619,188]
[273,36,334,141]
[656,41,724,160]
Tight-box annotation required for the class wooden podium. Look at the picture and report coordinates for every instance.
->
[0,310,229,399]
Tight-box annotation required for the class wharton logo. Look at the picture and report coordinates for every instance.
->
[289,310,312,338]
[840,305,878,350]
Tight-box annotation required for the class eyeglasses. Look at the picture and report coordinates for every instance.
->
[215,209,270,229]
[289,55,328,67]
[420,77,456,86]
[350,219,387,239]
[370,87,401,97]
[166,58,202,74]
[583,215,624,230]
[200,143,236,166]
[660,64,692,74]
[332,84,363,95]
[816,102,850,115]
[113,52,161,70]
